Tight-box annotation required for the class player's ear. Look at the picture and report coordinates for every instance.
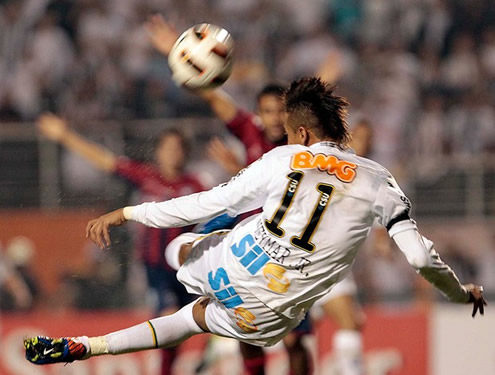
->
[297,126,310,146]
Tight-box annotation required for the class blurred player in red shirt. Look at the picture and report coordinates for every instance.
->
[37,113,203,375]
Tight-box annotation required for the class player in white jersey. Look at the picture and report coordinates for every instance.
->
[24,77,485,365]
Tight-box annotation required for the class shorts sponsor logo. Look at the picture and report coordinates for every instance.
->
[234,307,258,333]
[207,266,259,333]
[263,263,290,294]
[208,267,243,308]
[230,234,270,275]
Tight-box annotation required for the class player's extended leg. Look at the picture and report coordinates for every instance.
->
[25,232,207,366]
[322,294,364,375]
[24,297,209,365]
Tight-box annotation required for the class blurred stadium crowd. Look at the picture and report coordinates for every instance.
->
[1,0,495,313]
[1,0,495,165]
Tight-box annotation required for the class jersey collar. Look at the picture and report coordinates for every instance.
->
[310,141,353,153]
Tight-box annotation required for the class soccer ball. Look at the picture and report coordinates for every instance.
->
[168,23,234,89]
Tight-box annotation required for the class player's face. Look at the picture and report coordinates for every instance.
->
[257,95,286,143]
[155,134,186,173]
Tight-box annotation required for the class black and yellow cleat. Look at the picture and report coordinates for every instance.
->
[24,336,87,365]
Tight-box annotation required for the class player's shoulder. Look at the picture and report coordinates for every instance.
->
[351,154,391,178]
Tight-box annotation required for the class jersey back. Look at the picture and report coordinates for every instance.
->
[224,141,411,318]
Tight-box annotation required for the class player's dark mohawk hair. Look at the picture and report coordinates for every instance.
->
[284,77,350,145]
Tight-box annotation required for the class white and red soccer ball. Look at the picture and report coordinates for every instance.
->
[168,23,234,89]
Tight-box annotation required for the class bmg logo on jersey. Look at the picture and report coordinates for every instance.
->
[291,150,357,182]
[231,234,270,275]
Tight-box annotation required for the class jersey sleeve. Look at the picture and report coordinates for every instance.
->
[114,157,155,188]
[373,172,416,236]
[130,154,273,228]
[393,228,469,303]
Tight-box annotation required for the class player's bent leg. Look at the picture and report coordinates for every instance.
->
[24,298,209,365]
[165,232,204,270]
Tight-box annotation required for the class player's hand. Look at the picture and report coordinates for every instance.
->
[207,137,243,175]
[86,209,127,249]
[37,113,68,142]
[464,284,487,317]
[145,14,178,56]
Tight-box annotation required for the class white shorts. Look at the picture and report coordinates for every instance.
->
[176,231,300,347]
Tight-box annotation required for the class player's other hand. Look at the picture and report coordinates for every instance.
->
[86,209,127,249]
[145,14,178,56]
[464,284,487,318]
[37,113,68,142]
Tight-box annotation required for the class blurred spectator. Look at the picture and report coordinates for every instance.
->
[3,236,39,309]
[440,33,479,93]
[409,91,447,178]
[446,88,495,157]
[0,242,33,311]
[480,27,495,90]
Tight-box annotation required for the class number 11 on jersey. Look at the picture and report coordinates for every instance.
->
[264,171,334,253]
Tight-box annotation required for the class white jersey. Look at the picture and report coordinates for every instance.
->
[131,142,467,320]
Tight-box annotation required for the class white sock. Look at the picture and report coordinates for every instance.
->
[165,232,202,270]
[82,299,203,357]
[333,330,364,375]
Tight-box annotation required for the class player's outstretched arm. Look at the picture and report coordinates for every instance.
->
[392,228,486,317]
[37,113,117,172]
[145,14,238,124]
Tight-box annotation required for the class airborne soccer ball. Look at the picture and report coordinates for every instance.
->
[168,23,234,89]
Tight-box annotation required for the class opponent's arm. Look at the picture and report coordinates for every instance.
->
[145,14,238,123]
[37,113,117,172]
[206,137,244,175]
